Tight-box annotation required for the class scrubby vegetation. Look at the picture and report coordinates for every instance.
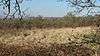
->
[0,42,95,56]
[82,32,100,55]
[0,15,100,29]
[0,15,100,56]
[0,27,99,56]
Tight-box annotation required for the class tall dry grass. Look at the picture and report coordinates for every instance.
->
[0,27,99,56]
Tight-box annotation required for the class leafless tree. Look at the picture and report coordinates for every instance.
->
[1,0,100,19]
[60,0,100,15]
[0,0,30,19]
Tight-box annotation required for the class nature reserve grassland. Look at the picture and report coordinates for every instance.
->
[0,16,100,56]
[0,27,99,56]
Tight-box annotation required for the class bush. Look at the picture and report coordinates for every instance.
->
[0,15,99,29]
[0,43,95,56]
[82,32,100,56]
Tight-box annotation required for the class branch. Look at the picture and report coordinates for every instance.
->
[64,0,100,15]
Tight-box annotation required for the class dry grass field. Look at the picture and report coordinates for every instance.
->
[0,27,92,45]
[0,27,99,56]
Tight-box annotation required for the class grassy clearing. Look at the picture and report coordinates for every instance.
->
[0,27,99,56]
[0,27,91,44]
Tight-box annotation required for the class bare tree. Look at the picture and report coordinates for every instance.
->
[1,0,100,18]
[0,0,30,19]
[61,0,100,15]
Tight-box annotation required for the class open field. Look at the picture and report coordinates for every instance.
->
[0,0,100,55]
[0,15,100,56]
[0,27,99,56]
[0,27,92,45]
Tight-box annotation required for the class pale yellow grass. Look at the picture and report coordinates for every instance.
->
[0,27,92,46]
